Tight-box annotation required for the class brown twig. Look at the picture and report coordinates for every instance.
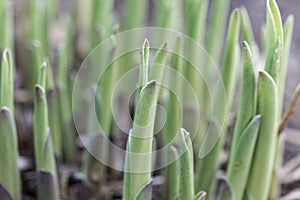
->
[279,84,300,133]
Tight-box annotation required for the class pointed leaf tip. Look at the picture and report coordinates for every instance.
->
[0,107,11,117]
[143,39,149,49]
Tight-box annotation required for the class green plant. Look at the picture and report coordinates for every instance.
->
[178,128,194,200]
[196,9,241,197]
[0,108,21,200]
[0,47,20,199]
[33,64,59,199]
[123,80,158,200]
[123,39,158,197]
[0,0,13,50]
[0,0,299,199]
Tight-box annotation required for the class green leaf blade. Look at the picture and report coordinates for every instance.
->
[179,128,194,200]
[0,107,21,200]
[123,81,158,200]
[229,41,256,165]
[227,115,261,200]
[0,49,14,112]
[246,71,278,200]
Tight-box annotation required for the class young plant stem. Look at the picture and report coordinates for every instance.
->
[138,39,149,89]
[229,41,256,164]
[0,108,21,200]
[227,115,261,200]
[123,81,158,200]
[0,0,14,49]
[205,0,231,64]
[0,49,14,112]
[246,71,278,200]
[196,9,240,198]
[178,128,194,200]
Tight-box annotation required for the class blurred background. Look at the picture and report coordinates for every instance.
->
[13,0,300,127]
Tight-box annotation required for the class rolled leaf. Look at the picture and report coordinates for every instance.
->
[246,71,278,200]
[0,108,21,200]
[33,85,49,169]
[138,39,149,89]
[264,0,283,83]
[278,15,294,114]
[165,146,179,200]
[240,7,259,60]
[229,41,256,164]
[37,132,59,200]
[123,81,158,200]
[0,49,14,112]
[179,128,194,200]
[196,9,240,197]
[227,115,261,200]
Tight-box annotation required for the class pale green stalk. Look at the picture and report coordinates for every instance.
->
[183,0,208,44]
[123,0,147,29]
[227,115,261,200]
[153,0,177,29]
[182,0,209,147]
[98,37,117,136]
[264,0,284,84]
[47,88,62,156]
[81,87,107,188]
[278,15,294,114]
[29,0,48,53]
[166,146,179,200]
[161,39,182,199]
[0,108,21,200]
[27,40,45,91]
[0,49,14,112]
[37,62,47,88]
[91,0,113,44]
[196,10,240,198]
[149,42,168,83]
[269,14,294,200]
[75,0,93,53]
[162,38,183,146]
[37,131,59,200]
[57,29,75,162]
[229,42,256,164]
[269,133,285,200]
[0,0,13,49]
[246,71,278,200]
[240,7,259,61]
[33,84,49,169]
[123,81,158,200]
[178,128,194,200]
[205,0,231,63]
[260,24,267,54]
[34,64,59,199]
[57,83,74,162]
[42,62,59,157]
[138,39,149,89]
